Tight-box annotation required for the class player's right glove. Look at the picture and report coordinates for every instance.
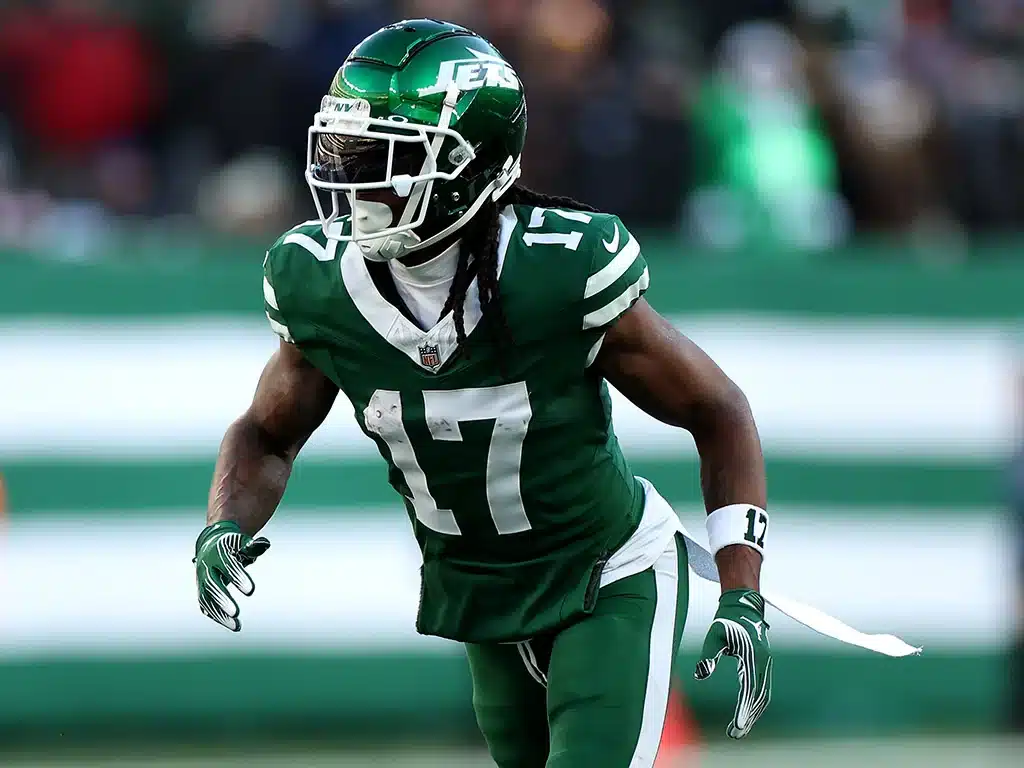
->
[193,521,270,632]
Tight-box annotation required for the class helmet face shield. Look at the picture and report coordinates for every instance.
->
[305,96,476,245]
[311,133,429,188]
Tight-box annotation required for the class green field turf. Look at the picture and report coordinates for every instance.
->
[3,737,1021,768]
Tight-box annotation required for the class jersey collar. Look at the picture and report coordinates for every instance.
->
[340,205,516,373]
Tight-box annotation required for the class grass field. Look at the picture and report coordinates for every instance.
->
[3,737,1022,768]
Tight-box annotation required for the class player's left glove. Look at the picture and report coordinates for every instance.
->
[694,589,773,739]
[193,521,270,632]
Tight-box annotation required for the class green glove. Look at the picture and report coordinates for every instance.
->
[694,589,773,739]
[194,521,271,632]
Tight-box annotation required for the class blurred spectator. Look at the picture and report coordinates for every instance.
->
[2,0,1024,253]
[699,0,798,52]
[401,0,481,28]
[0,0,162,222]
[0,0,160,157]
[507,0,615,196]
[289,1,397,109]
[195,150,295,236]
[937,0,1024,231]
[162,0,303,235]
[793,1,953,244]
[686,21,850,251]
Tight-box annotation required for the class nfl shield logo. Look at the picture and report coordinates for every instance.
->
[418,344,441,369]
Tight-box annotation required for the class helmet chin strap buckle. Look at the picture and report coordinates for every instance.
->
[379,239,405,260]
[378,229,421,261]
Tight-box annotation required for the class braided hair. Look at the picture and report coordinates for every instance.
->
[441,184,601,354]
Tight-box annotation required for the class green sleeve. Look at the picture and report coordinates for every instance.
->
[261,221,332,344]
[578,214,649,364]
[263,247,293,343]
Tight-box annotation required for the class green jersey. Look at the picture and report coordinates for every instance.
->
[263,203,651,643]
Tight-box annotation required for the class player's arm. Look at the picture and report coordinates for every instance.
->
[595,299,765,589]
[208,339,339,532]
[595,298,772,739]
[195,340,339,632]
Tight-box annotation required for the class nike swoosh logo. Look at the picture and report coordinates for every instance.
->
[602,223,621,253]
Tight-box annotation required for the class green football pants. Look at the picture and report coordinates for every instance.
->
[465,533,689,768]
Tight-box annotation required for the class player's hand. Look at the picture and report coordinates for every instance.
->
[694,589,773,739]
[193,521,270,632]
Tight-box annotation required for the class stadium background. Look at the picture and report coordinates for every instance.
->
[1,1,1022,766]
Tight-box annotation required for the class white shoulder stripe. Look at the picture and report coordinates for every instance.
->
[263,276,279,310]
[582,267,649,330]
[280,220,324,240]
[266,313,293,343]
[283,232,329,261]
[584,236,640,299]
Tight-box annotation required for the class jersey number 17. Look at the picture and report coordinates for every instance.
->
[364,383,533,537]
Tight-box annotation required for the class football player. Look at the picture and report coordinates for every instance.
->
[195,19,772,767]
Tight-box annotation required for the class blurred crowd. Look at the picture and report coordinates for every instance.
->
[2,0,1024,259]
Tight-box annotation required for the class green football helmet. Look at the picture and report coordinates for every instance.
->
[306,19,527,261]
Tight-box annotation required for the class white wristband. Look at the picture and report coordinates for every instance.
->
[706,504,769,558]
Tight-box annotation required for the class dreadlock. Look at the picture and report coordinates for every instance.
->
[441,184,601,357]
